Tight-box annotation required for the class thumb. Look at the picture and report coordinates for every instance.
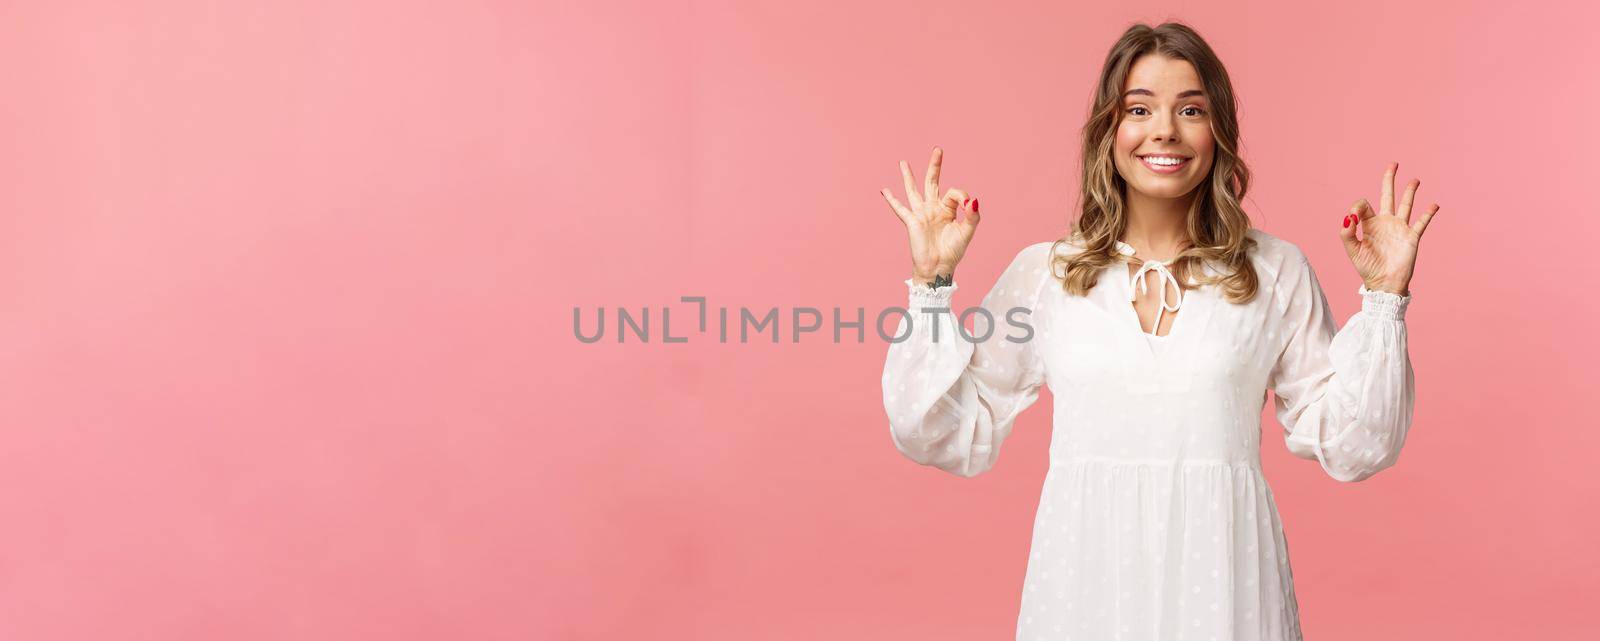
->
[1339,200,1363,256]
[959,197,981,240]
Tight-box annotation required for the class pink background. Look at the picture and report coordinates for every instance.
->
[1,1,1596,639]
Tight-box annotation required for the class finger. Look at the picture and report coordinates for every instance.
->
[1353,198,1376,221]
[899,160,922,209]
[1398,178,1419,223]
[940,187,968,221]
[924,146,943,204]
[1411,203,1440,236]
[881,188,912,224]
[1380,161,1398,215]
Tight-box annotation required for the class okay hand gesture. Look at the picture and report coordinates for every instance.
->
[1341,162,1440,296]
[880,146,980,286]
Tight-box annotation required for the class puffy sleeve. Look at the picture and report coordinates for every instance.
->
[1267,255,1415,482]
[881,243,1052,478]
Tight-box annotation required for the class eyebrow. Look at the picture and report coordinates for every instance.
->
[1123,88,1207,99]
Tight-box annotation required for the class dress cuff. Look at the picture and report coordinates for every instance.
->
[1358,283,1410,320]
[905,277,957,309]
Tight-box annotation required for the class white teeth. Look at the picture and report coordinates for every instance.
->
[1143,156,1185,167]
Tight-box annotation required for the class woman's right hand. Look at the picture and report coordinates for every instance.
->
[880,146,980,286]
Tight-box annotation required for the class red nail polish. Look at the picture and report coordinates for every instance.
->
[1343,215,1351,228]
[972,199,980,213]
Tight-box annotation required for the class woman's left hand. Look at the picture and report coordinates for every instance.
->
[1340,161,1440,296]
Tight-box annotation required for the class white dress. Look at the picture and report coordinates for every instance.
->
[881,228,1414,641]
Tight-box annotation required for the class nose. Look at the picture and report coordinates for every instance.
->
[1151,112,1178,142]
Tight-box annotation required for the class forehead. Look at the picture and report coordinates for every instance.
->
[1122,54,1202,96]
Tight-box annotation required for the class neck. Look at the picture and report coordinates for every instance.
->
[1121,188,1193,260]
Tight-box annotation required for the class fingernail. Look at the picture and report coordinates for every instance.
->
[1343,214,1352,228]
[972,199,980,213]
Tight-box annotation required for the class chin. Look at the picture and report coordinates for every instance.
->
[1130,180,1200,200]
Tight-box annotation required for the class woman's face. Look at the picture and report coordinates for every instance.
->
[1112,54,1215,202]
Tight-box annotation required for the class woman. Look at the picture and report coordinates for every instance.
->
[877,22,1438,641]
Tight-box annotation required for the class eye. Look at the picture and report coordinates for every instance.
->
[1126,106,1149,116]
[1182,106,1206,117]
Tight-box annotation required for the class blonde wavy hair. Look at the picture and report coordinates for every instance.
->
[1049,21,1260,304]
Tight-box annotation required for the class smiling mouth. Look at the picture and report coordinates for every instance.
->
[1138,154,1190,173]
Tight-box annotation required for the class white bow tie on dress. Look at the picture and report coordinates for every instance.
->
[1128,259,1184,333]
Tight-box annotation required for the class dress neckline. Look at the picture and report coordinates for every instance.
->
[1115,240,1188,340]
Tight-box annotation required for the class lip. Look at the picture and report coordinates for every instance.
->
[1138,154,1190,175]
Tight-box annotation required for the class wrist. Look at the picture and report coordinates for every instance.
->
[912,269,956,288]
[1363,273,1414,295]
[1364,279,1410,296]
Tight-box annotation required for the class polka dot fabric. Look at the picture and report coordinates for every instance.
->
[881,228,1415,640]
